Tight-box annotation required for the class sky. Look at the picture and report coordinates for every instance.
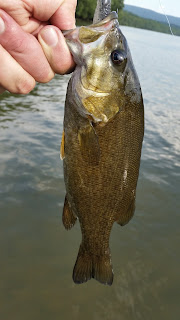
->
[124,0,180,18]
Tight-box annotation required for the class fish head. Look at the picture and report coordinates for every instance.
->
[64,12,142,122]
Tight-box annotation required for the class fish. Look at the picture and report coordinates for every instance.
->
[60,0,144,285]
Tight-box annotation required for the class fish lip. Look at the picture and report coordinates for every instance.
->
[62,11,118,37]
[90,11,118,28]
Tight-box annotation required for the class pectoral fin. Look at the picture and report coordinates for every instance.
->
[78,124,100,166]
[60,130,65,160]
[62,196,77,230]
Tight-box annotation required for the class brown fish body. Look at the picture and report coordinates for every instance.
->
[61,13,144,285]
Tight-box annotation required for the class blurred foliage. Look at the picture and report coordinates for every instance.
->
[76,0,124,21]
[111,0,124,12]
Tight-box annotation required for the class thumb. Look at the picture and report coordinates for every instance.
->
[38,25,75,75]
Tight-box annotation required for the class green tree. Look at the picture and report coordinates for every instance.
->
[76,0,124,21]
[76,0,96,20]
[112,0,124,12]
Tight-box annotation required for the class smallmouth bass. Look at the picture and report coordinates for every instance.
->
[61,1,144,285]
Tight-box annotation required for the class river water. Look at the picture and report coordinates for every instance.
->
[0,27,180,320]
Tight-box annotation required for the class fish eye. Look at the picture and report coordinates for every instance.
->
[111,50,126,65]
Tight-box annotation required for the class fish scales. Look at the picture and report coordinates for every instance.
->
[61,3,144,285]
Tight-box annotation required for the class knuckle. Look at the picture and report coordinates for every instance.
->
[8,34,37,56]
[9,37,28,54]
[15,77,35,94]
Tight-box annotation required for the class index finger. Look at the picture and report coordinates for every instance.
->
[0,0,76,32]
[50,0,77,30]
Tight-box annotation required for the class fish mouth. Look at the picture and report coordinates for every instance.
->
[63,12,120,95]
[62,11,118,37]
[90,11,118,28]
[62,11,119,71]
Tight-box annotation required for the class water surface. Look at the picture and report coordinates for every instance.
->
[0,27,180,319]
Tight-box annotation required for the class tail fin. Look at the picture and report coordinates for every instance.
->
[73,244,113,285]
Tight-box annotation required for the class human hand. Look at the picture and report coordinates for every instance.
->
[0,0,77,94]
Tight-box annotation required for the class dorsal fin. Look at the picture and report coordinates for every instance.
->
[60,130,65,160]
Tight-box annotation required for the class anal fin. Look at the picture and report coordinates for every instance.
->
[117,197,135,226]
[62,196,77,230]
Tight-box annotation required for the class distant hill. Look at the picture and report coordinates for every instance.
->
[118,10,180,36]
[124,4,180,28]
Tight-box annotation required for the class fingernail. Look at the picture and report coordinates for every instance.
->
[0,17,5,35]
[39,27,58,47]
